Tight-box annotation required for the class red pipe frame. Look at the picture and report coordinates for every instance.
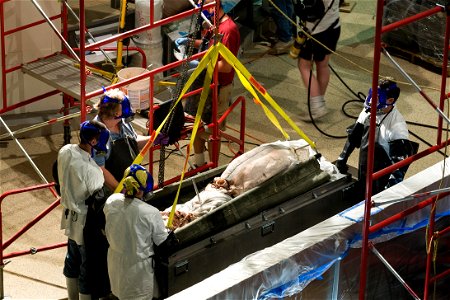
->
[0,183,64,264]
[0,2,248,292]
[359,2,450,299]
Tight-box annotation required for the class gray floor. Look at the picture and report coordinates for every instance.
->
[0,0,448,298]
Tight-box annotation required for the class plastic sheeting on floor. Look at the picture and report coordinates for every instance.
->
[167,158,450,299]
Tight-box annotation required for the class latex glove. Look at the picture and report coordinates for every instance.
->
[154,132,170,146]
[188,59,199,69]
[175,37,189,50]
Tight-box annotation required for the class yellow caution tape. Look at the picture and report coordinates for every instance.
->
[167,46,220,228]
[216,43,316,150]
[113,41,317,228]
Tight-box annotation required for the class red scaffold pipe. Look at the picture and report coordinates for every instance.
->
[382,6,443,33]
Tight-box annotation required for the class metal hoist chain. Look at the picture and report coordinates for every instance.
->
[157,1,207,187]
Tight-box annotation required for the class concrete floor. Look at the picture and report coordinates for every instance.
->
[0,0,448,299]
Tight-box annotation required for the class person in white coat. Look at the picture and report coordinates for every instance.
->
[104,164,169,300]
[335,79,418,194]
[58,120,110,300]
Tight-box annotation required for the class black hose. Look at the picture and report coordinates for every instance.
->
[304,62,351,139]
[329,63,365,120]
[328,64,448,158]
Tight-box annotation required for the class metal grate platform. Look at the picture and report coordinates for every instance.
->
[21,53,111,100]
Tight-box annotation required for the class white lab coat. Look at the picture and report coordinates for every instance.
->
[58,144,104,245]
[104,193,168,300]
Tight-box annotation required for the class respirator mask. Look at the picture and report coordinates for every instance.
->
[364,81,399,114]
[102,94,135,123]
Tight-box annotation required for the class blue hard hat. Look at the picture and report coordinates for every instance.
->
[95,129,110,152]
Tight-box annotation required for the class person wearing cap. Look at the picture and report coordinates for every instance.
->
[103,164,169,300]
[93,88,151,193]
[335,79,418,194]
[57,120,110,300]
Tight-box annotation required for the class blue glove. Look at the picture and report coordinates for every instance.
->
[188,59,199,69]
[175,37,189,50]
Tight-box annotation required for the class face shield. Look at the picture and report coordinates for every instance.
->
[365,88,390,112]
[201,7,214,21]
[195,1,214,30]
[95,129,110,153]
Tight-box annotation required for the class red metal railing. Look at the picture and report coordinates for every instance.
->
[0,1,247,295]
[359,2,450,299]
[0,183,65,298]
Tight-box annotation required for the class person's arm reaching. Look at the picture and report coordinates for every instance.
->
[101,166,119,192]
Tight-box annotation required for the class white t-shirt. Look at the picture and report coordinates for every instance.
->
[356,107,409,155]
[305,0,340,35]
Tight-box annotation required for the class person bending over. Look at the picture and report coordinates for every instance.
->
[103,164,169,300]
[335,79,418,194]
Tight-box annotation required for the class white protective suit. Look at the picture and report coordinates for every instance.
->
[104,193,168,300]
[58,144,104,245]
[356,107,409,154]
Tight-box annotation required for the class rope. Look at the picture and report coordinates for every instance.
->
[266,0,441,92]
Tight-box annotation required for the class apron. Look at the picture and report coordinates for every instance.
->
[85,130,138,298]
[105,136,139,183]
[84,205,110,298]
[358,115,392,194]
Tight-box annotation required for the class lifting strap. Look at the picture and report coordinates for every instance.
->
[157,0,207,187]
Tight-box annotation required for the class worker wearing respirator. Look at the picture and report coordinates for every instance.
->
[335,79,418,194]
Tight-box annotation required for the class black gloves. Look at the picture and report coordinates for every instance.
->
[335,140,355,174]
[335,122,364,174]
[385,139,419,188]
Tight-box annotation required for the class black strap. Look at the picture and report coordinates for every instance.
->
[310,0,336,33]
[105,137,138,182]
